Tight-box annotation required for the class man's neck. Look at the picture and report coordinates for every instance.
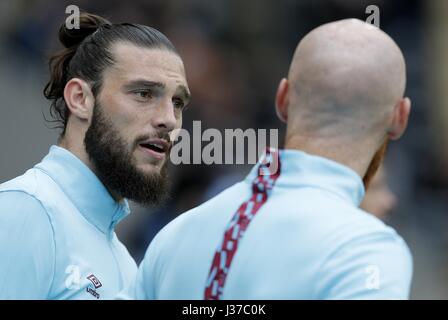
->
[284,134,377,180]
[58,138,93,172]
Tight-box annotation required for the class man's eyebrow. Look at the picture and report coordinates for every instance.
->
[123,79,165,90]
[124,79,191,102]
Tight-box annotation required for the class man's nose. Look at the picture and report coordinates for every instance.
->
[151,99,178,132]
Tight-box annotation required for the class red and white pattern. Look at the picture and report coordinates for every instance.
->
[204,148,281,300]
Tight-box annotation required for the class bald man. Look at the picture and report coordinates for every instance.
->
[121,19,413,300]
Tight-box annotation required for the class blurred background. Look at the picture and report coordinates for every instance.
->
[0,0,446,299]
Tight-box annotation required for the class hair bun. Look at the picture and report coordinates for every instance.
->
[59,11,111,48]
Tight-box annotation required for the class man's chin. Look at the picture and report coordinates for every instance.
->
[135,160,166,175]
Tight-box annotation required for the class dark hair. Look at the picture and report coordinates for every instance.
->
[43,11,178,135]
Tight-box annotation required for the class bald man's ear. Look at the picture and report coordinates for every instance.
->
[275,78,289,123]
[388,97,411,140]
[63,78,95,123]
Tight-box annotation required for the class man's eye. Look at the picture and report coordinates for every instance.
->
[173,98,185,109]
[134,90,152,99]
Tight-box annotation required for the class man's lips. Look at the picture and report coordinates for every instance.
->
[138,138,170,161]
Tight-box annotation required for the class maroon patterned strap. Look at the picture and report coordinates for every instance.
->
[204,148,281,300]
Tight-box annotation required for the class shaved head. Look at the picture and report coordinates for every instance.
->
[279,19,411,188]
[286,18,406,139]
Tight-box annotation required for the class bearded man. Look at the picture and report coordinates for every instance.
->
[0,11,190,299]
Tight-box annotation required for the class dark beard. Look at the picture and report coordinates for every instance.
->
[84,102,170,207]
[363,139,389,190]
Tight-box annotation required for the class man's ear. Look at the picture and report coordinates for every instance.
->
[63,78,95,122]
[388,97,411,140]
[275,78,289,123]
